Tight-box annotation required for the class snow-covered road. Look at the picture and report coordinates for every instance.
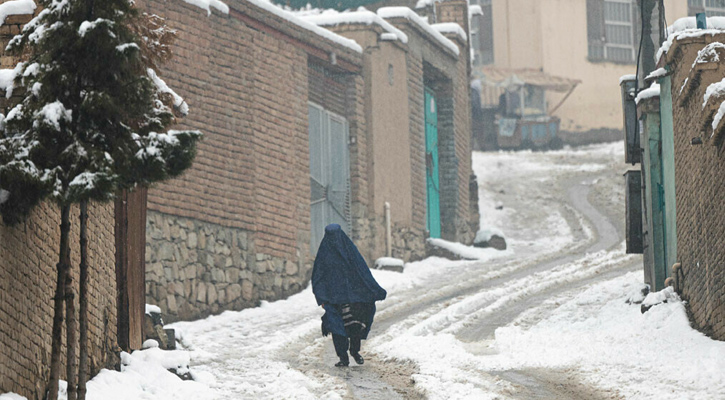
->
[67,142,725,400]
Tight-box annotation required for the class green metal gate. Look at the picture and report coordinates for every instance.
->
[425,87,441,238]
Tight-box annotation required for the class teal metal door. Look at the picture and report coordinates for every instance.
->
[425,88,441,238]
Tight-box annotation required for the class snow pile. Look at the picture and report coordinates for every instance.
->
[146,303,162,315]
[0,68,17,98]
[0,0,35,26]
[374,257,405,271]
[642,286,679,306]
[428,237,512,260]
[377,7,459,56]
[301,10,408,43]
[635,82,660,104]
[657,16,725,61]
[180,0,229,15]
[431,22,467,43]
[0,394,27,400]
[473,227,504,244]
[79,348,213,400]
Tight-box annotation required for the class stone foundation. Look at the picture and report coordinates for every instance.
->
[145,211,311,322]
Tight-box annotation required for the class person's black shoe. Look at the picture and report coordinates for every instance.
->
[335,360,349,367]
[352,353,364,365]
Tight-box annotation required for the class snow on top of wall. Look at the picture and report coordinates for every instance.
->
[180,0,229,16]
[374,257,404,268]
[635,82,660,104]
[301,10,408,44]
[645,67,667,81]
[619,74,636,85]
[431,22,467,43]
[703,78,725,108]
[377,7,459,56]
[243,0,362,53]
[657,16,725,62]
[145,304,162,315]
[692,42,725,70]
[414,0,437,9]
[469,4,482,16]
[470,78,481,92]
[0,0,35,25]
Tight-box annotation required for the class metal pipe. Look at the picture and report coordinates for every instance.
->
[384,202,392,257]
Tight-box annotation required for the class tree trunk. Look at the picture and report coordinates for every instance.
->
[47,204,71,400]
[65,229,77,400]
[78,200,89,400]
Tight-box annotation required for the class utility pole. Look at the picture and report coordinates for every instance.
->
[637,0,661,89]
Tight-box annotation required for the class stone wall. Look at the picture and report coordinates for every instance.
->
[0,202,117,400]
[666,34,725,340]
[145,211,309,323]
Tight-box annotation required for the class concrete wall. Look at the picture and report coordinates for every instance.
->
[489,0,687,134]
[665,33,725,340]
[0,202,118,400]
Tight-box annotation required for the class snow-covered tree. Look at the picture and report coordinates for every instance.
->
[0,1,202,399]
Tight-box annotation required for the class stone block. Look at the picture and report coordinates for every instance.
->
[187,232,198,249]
[207,284,218,305]
[284,261,298,276]
[198,232,206,250]
[159,242,175,261]
[196,283,207,303]
[167,294,178,313]
[211,268,226,283]
[227,283,243,303]
[225,267,240,283]
[241,280,253,301]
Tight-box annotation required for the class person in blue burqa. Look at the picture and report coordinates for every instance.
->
[312,224,387,367]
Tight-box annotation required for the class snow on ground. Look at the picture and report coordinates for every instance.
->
[27,143,723,400]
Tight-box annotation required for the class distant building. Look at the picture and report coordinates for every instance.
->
[469,0,687,146]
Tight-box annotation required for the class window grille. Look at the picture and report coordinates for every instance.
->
[689,0,725,16]
[587,0,637,64]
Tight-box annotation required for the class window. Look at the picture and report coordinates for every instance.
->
[689,0,725,16]
[587,0,638,64]
[471,0,494,65]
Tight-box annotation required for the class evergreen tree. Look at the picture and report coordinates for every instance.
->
[0,1,202,399]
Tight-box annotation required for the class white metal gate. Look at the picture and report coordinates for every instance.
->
[308,103,351,254]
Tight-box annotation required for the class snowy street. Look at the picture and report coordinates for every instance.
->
[85,143,725,400]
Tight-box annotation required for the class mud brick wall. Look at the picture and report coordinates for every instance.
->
[0,202,117,400]
[667,37,725,340]
[139,0,364,320]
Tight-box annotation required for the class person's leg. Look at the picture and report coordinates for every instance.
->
[349,336,363,364]
[332,334,350,366]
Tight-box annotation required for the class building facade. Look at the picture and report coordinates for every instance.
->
[140,0,477,322]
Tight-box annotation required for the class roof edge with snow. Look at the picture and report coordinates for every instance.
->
[300,10,409,44]
[377,7,460,57]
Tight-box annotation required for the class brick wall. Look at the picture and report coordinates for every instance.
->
[0,202,117,400]
[666,35,725,340]
[139,0,364,320]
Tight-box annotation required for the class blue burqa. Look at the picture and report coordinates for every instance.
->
[312,224,387,339]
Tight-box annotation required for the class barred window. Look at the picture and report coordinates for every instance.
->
[689,0,725,16]
[471,0,494,66]
[587,0,638,64]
